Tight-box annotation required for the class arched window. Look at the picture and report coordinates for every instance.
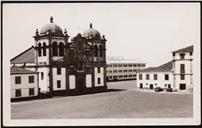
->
[38,43,41,57]
[95,45,98,57]
[99,45,103,57]
[59,42,64,56]
[43,42,46,56]
[52,42,58,56]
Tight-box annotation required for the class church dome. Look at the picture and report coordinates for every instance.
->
[82,23,101,39]
[40,17,63,35]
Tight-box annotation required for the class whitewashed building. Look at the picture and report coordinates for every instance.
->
[10,67,39,99]
[10,17,107,96]
[137,45,193,91]
[137,61,173,89]
[172,45,193,90]
[106,59,146,81]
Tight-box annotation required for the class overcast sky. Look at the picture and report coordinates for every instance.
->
[3,3,200,67]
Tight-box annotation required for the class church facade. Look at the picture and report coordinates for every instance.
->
[10,17,107,96]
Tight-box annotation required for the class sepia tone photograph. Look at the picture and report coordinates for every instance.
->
[2,1,201,126]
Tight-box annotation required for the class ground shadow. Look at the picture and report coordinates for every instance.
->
[11,88,126,102]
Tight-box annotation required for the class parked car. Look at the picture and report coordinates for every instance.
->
[155,87,163,92]
[166,88,173,92]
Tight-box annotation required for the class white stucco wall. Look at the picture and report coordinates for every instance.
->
[38,67,49,93]
[86,74,92,88]
[137,72,173,89]
[174,61,192,74]
[173,51,193,90]
[11,73,38,98]
[94,67,104,87]
[52,68,66,91]
[69,75,76,89]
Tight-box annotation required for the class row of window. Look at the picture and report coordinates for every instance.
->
[56,77,101,88]
[38,42,64,57]
[107,64,145,68]
[108,74,136,79]
[138,74,169,80]
[139,83,171,89]
[173,52,192,58]
[138,73,186,81]
[140,83,186,90]
[41,67,101,81]
[15,76,34,84]
[107,69,139,73]
[15,88,35,97]
[38,42,104,58]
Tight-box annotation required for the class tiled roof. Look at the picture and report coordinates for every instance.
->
[140,61,173,72]
[10,67,37,74]
[10,46,35,64]
[172,45,193,53]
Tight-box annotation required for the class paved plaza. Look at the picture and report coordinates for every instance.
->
[11,80,193,119]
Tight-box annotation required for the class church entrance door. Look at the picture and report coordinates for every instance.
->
[76,72,85,93]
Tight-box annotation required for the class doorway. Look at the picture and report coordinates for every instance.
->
[76,72,85,93]
[179,84,186,90]
[150,84,153,89]
[140,83,143,89]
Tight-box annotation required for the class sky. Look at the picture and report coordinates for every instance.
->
[3,3,200,67]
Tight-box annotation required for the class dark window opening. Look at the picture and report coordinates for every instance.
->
[29,88,35,95]
[98,78,100,84]
[180,53,185,59]
[154,74,158,80]
[180,64,185,74]
[57,68,61,75]
[124,75,128,78]
[146,74,150,80]
[57,80,61,88]
[165,74,169,80]
[43,42,46,56]
[15,89,21,97]
[15,76,21,84]
[59,42,64,56]
[38,43,42,57]
[53,42,58,56]
[139,74,143,80]
[99,45,102,57]
[119,75,123,78]
[29,76,34,83]
[94,45,98,57]
[97,67,100,73]
[41,72,44,80]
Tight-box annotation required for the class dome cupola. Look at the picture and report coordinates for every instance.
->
[40,16,63,35]
[82,23,101,39]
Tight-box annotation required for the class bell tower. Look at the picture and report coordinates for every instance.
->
[33,17,69,95]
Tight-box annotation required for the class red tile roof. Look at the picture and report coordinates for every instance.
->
[10,67,37,74]
[140,61,173,72]
[10,46,35,64]
[172,45,193,53]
